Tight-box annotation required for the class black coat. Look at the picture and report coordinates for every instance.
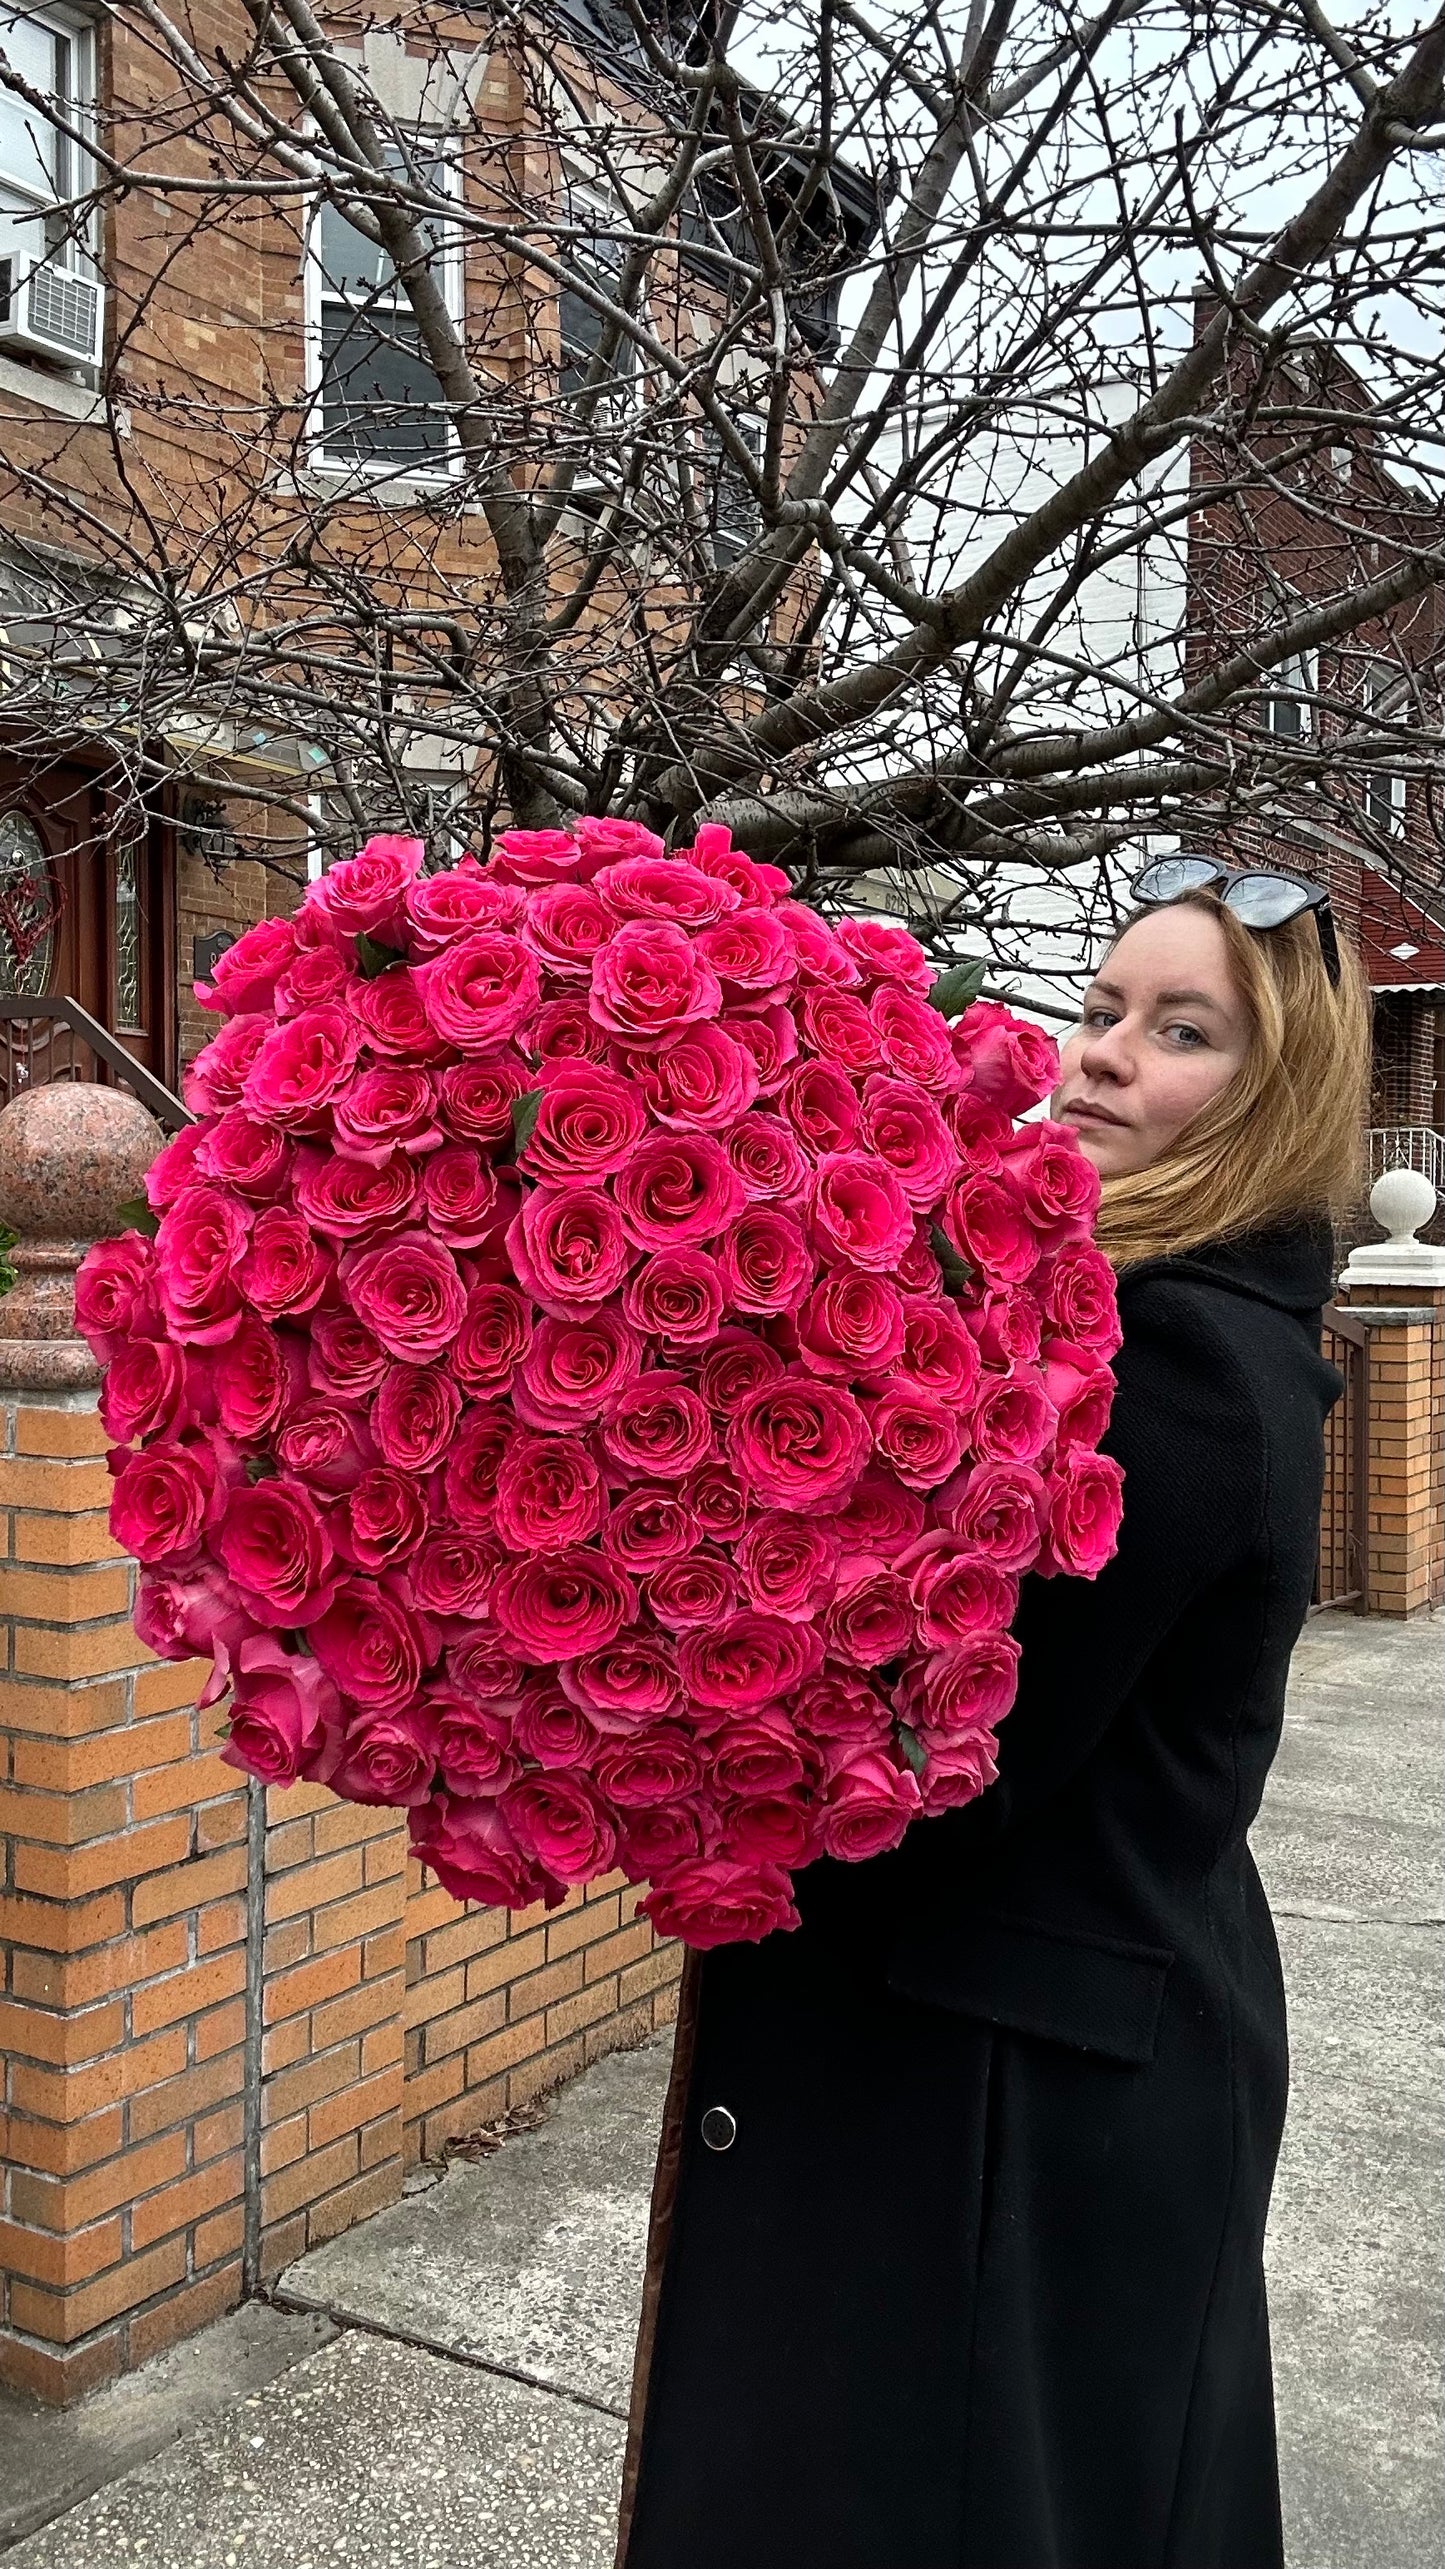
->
[615,1223,1340,2569]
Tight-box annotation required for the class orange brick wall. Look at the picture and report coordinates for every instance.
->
[1335,1292,1444,1615]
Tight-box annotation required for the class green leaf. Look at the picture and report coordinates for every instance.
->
[244,1453,278,1484]
[355,931,406,979]
[510,1088,544,1157]
[896,1722,929,1777]
[926,959,988,1019]
[115,1196,160,1238]
[929,1223,973,1296]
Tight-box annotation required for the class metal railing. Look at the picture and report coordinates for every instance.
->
[0,995,190,1132]
[1367,1126,1445,1194]
[1315,1304,1371,1613]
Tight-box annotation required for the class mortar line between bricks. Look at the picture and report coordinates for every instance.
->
[261,2286,632,2421]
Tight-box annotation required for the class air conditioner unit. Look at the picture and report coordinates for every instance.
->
[0,251,104,366]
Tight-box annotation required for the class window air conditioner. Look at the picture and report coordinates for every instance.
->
[0,251,104,366]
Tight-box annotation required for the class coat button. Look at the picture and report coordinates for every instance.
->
[700,2104,736,2152]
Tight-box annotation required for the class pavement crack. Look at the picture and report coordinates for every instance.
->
[262,2286,631,2423]
[1272,1905,1443,1925]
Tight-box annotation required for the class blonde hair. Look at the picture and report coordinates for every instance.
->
[1093,890,1371,1272]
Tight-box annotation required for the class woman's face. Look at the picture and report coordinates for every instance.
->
[1051,904,1252,1178]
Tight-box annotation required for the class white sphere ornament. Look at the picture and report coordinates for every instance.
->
[1369,1164,1437,1246]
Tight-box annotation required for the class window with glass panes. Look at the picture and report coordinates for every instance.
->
[0,7,94,278]
[1265,644,1315,741]
[311,147,458,473]
[1365,668,1407,834]
[559,180,635,417]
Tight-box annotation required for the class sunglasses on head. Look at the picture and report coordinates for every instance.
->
[1128,858,1341,987]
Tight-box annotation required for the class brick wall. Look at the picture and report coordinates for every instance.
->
[1335,1285,1445,1614]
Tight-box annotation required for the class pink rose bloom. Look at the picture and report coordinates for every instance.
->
[133,1563,250,1677]
[588,920,722,1045]
[206,1316,297,1440]
[917,1727,1000,1815]
[512,1685,600,1773]
[695,1326,786,1418]
[504,1771,617,1884]
[781,1060,860,1157]
[508,1184,631,1318]
[614,1131,744,1251]
[810,1153,914,1275]
[897,1299,981,1406]
[953,1000,1060,1116]
[155,1186,249,1345]
[972,1368,1056,1468]
[968,1285,1045,1369]
[443,1631,524,1703]
[1042,1341,1116,1449]
[594,1725,703,1805]
[242,1006,359,1132]
[339,1229,468,1360]
[350,970,446,1060]
[723,1110,808,1204]
[837,916,932,993]
[220,1636,340,1787]
[634,1023,758,1132]
[820,1750,922,1860]
[594,855,737,928]
[897,1219,946,1295]
[689,823,788,899]
[639,1858,799,1949]
[276,944,353,1017]
[1037,1447,1125,1578]
[419,1146,497,1250]
[333,1466,430,1573]
[294,1149,417,1242]
[826,1472,925,1563]
[238,1205,332,1322]
[416,931,541,1053]
[696,907,796,1000]
[996,1118,1101,1245]
[940,1461,1047,1571]
[494,1548,636,1660]
[795,1268,905,1380]
[1041,1241,1123,1359]
[602,1486,698,1573]
[800,986,882,1074]
[727,1004,798,1093]
[716,1790,820,1872]
[411,1530,500,1622]
[601,1376,714,1482]
[574,815,667,868]
[409,1789,563,1910]
[944,1173,1042,1287]
[717,1207,813,1317]
[902,1538,1018,1650]
[825,1562,915,1667]
[436,1050,532,1142]
[792,1667,895,1751]
[906,1633,1021,1742]
[182,1013,269,1117]
[520,882,613,981]
[614,1800,713,1878]
[218,1476,337,1625]
[455,1282,532,1398]
[522,1064,646,1184]
[735,1511,841,1622]
[533,996,610,1065]
[308,1311,389,1406]
[311,1576,432,1710]
[195,1109,293,1202]
[676,1611,820,1716]
[406,856,524,954]
[76,1231,157,1361]
[514,1307,642,1432]
[860,1076,960,1209]
[275,1398,369,1495]
[867,987,957,1092]
[623,1248,725,1354]
[490,826,589,885]
[495,1431,604,1549]
[373,1364,462,1471]
[561,1628,681,1728]
[685,1458,750,1543]
[644,1551,740,1632]
[711,1714,813,1801]
[442,1409,511,1531]
[143,1120,208,1212]
[311,834,425,943]
[196,914,298,1016]
[728,1375,870,1511]
[313,1697,438,1808]
[99,1335,188,1446]
[332,1065,441,1166]
[775,901,861,987]
[433,1694,522,1797]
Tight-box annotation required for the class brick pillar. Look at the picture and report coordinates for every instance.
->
[1339,1168,1445,1616]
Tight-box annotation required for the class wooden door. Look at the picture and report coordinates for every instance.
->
[0,752,175,1091]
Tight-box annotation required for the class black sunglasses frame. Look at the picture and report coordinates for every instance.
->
[1128,859,1341,988]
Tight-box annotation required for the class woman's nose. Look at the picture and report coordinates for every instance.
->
[1077,1019,1135,1083]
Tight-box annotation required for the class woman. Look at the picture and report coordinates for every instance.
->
[614,863,1371,2569]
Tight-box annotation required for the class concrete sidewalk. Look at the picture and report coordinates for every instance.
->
[2,1609,1439,2568]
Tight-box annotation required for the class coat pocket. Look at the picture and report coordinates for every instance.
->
[884,1910,1176,2065]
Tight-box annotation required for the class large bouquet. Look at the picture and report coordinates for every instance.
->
[76,824,1123,1948]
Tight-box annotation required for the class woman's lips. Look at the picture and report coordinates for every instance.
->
[1060,1099,1129,1128]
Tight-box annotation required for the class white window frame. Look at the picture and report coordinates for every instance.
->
[557,165,645,441]
[1364,666,1407,837]
[0,5,98,279]
[302,141,464,485]
[1265,640,1316,743]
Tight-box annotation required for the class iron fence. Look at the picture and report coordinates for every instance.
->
[1315,1304,1371,1613]
[0,995,189,1132]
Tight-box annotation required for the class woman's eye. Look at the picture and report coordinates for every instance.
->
[1082,1006,1118,1029]
[1164,1022,1208,1049]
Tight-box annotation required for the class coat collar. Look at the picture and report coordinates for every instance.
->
[1118,1218,1335,1318]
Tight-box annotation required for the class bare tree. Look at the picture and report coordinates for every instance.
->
[1,0,1442,988]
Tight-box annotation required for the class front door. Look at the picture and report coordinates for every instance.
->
[0,752,174,1094]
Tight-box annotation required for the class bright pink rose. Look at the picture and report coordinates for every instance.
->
[588,920,722,1044]
[350,970,446,1060]
[411,1529,499,1621]
[676,1612,820,1716]
[792,1667,894,1750]
[865,1383,966,1492]
[795,1269,905,1380]
[825,1562,915,1667]
[781,1059,859,1156]
[308,1311,389,1405]
[310,1577,431,1709]
[819,1750,922,1860]
[717,1207,812,1317]
[495,1431,604,1549]
[810,1154,914,1273]
[1042,1341,1116,1449]
[696,907,796,999]
[995,1119,1101,1244]
[133,1563,249,1672]
[602,1486,698,1572]
[312,834,425,942]
[373,1364,462,1470]
[716,1790,820,1871]
[409,1790,562,1910]
[897,1299,981,1405]
[723,1111,808,1204]
[837,916,932,993]
[613,1131,744,1250]
[294,1149,417,1242]
[633,1023,758,1132]
[827,1471,925,1559]
[903,1633,1021,1743]
[276,944,354,1017]
[735,1512,841,1621]
[406,857,524,954]
[275,1398,369,1494]
[623,1249,725,1354]
[710,1713,812,1799]
[514,1306,642,1431]
[442,1408,511,1530]
[727,1004,798,1092]
[446,1629,525,1702]
[494,1548,636,1660]
[533,996,611,1065]
[196,914,298,1016]
[601,1376,714,1482]
[143,1120,208,1212]
[512,1685,599,1772]
[419,1146,496,1249]
[491,825,589,884]
[508,1184,631,1318]
[313,1697,438,1808]
[332,1065,441,1165]
[686,1458,751,1543]
[953,1000,1060,1115]
[98,1334,187,1445]
[339,1229,467,1359]
[695,1327,786,1418]
[182,1014,269,1117]
[561,1628,681,1728]
[504,1772,617,1884]
[195,1111,292,1205]
[972,1369,1056,1467]
[902,1539,1018,1649]
[728,1375,870,1511]
[859,1076,960,1209]
[639,1858,799,1949]
[644,1551,740,1632]
[152,1187,249,1347]
[217,1476,336,1625]
[238,1206,332,1321]
[943,1173,1041,1286]
[916,1727,1000,1815]
[1037,1447,1124,1578]
[870,987,958,1091]
[613,1800,712,1877]
[939,1461,1047,1571]
[432,1694,522,1796]
[436,1050,532,1141]
[968,1285,1044,1369]
[417,931,540,1053]
[519,882,612,981]
[220,1636,340,1787]
[800,986,882,1073]
[1041,1241,1123,1359]
[521,1064,645,1183]
[775,901,860,987]
[204,1316,297,1440]
[897,1219,946,1294]
[454,1283,532,1397]
[242,1006,360,1131]
[575,816,668,868]
[594,855,737,927]
[333,1466,429,1572]
[594,1726,703,1805]
[689,824,788,899]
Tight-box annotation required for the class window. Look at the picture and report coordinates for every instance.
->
[307,145,460,477]
[1265,644,1315,742]
[558,178,637,423]
[702,415,762,570]
[0,7,95,274]
[1365,668,1407,836]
